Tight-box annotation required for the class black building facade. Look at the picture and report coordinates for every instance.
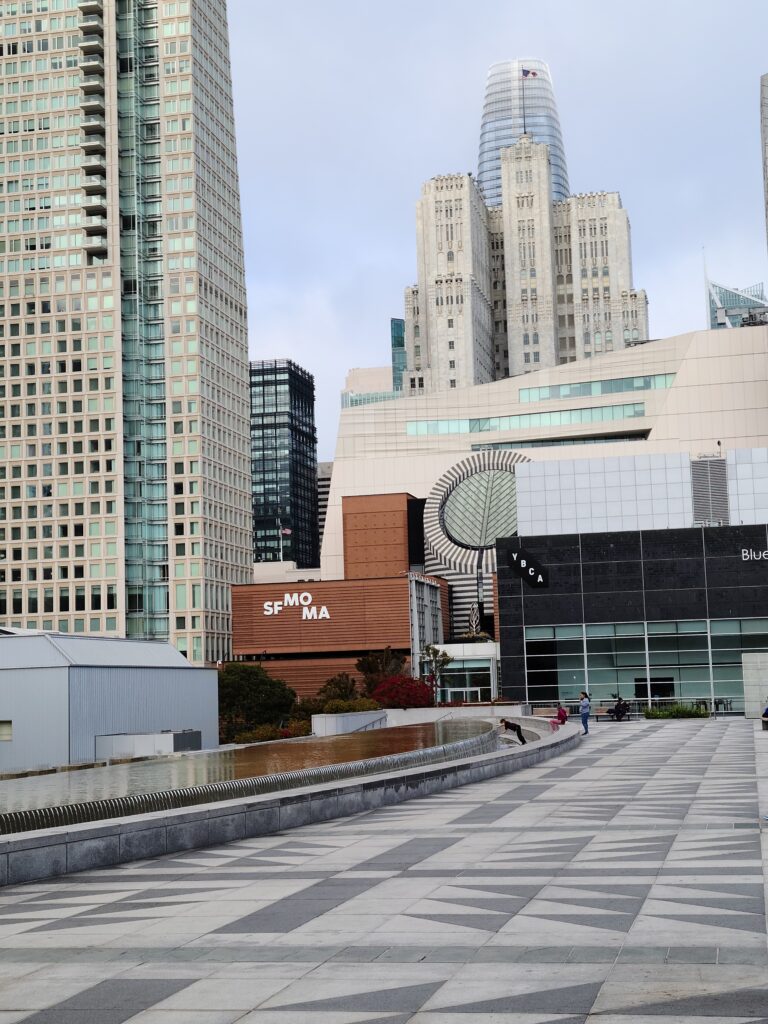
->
[496,525,768,708]
[250,359,319,568]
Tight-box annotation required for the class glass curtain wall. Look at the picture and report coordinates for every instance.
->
[478,59,569,206]
[524,618,763,711]
[117,0,169,639]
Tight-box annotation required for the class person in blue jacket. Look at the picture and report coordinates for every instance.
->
[579,691,591,735]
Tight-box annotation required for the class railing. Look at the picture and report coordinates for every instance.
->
[527,696,744,719]
[349,714,388,733]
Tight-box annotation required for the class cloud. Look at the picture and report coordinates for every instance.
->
[247,281,372,460]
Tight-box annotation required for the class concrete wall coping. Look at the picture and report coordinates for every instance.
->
[0,717,578,888]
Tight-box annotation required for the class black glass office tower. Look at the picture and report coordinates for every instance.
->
[250,360,319,568]
[391,317,406,392]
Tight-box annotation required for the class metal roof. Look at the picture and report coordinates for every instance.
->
[0,634,193,671]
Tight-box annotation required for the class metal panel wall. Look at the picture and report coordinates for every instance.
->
[0,667,69,773]
[69,667,218,763]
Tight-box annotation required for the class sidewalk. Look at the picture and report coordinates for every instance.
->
[0,719,764,1021]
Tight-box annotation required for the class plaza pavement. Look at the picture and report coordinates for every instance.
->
[0,718,766,1023]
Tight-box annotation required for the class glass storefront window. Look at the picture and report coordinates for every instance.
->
[710,620,740,634]
[524,617,766,708]
[555,624,582,638]
[438,661,494,704]
[525,626,554,639]
[586,623,616,636]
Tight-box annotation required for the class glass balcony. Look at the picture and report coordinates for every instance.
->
[81,132,106,154]
[83,235,108,255]
[78,0,103,12]
[81,72,105,95]
[81,114,106,134]
[79,54,104,75]
[81,93,105,115]
[82,195,107,216]
[78,35,104,56]
[82,154,107,175]
[83,214,108,234]
[82,174,107,195]
[80,13,104,33]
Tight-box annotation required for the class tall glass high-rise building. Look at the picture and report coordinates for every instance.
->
[478,59,569,205]
[0,0,251,664]
[390,317,406,392]
[250,360,319,569]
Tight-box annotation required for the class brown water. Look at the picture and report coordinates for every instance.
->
[0,720,491,814]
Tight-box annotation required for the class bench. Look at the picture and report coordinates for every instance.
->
[531,706,632,724]
[531,707,558,718]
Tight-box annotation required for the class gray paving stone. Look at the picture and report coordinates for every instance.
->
[617,946,669,963]
[0,720,765,1023]
[666,945,718,963]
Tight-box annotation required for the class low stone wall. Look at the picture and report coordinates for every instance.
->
[0,718,579,888]
[0,724,497,836]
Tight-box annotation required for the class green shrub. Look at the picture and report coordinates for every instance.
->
[279,719,312,738]
[316,672,359,702]
[643,703,710,719]
[218,663,297,743]
[291,697,326,721]
[322,697,381,714]
[234,724,282,743]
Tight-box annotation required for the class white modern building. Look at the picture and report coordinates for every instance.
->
[0,633,218,773]
[0,0,251,663]
[323,326,768,633]
[317,460,333,548]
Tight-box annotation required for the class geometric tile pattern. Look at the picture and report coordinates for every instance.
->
[0,719,766,1023]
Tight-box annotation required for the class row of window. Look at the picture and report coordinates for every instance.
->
[520,373,675,403]
[406,403,646,436]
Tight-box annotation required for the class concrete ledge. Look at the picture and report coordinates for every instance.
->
[0,717,579,888]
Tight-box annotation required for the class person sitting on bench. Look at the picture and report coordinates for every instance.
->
[607,697,630,722]
[549,704,568,729]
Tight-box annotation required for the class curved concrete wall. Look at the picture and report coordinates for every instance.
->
[0,719,579,888]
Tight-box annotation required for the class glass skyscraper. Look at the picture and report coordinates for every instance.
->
[477,59,569,206]
[390,317,405,392]
[250,360,319,569]
[707,280,768,328]
[0,0,251,663]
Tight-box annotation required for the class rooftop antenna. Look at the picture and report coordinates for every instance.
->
[520,66,537,135]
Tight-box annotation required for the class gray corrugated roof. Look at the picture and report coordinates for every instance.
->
[0,634,193,670]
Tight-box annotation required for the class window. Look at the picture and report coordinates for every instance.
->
[449,379,456,388]
[0,721,11,741]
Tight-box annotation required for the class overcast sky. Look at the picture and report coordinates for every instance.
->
[228,0,768,460]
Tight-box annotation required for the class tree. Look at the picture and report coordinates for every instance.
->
[356,647,406,695]
[218,663,296,743]
[421,643,453,699]
[316,672,358,703]
[370,674,434,709]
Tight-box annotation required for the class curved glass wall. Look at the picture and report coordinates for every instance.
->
[478,59,569,205]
